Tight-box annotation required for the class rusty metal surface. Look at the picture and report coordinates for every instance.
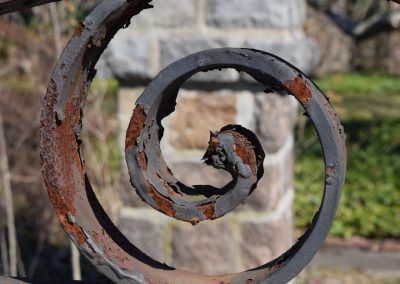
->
[0,0,61,15]
[35,0,347,283]
[126,110,265,223]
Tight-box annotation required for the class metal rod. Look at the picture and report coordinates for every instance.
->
[0,0,61,15]
[0,276,90,283]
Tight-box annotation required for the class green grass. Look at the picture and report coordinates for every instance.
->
[315,73,400,95]
[0,75,38,94]
[298,267,400,284]
[88,78,121,176]
[91,78,119,115]
[295,119,400,239]
[295,73,400,239]
[315,73,400,121]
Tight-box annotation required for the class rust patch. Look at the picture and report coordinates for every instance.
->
[146,181,175,217]
[284,75,312,106]
[199,203,216,220]
[126,104,146,149]
[74,21,86,37]
[137,151,148,170]
[44,177,87,245]
[90,229,131,266]
[209,134,220,152]
[61,220,86,245]
[225,130,257,175]
[40,77,87,246]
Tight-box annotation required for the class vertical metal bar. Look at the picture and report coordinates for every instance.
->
[0,0,62,15]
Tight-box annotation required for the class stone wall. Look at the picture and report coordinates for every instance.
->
[100,0,319,275]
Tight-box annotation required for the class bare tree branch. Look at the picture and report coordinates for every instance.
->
[17,243,26,277]
[0,230,9,275]
[27,230,45,277]
[49,2,62,56]
[0,112,17,277]
[70,241,81,281]
[0,0,61,16]
[326,7,400,39]
[308,0,400,39]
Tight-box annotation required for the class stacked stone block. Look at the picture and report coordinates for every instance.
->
[103,0,318,275]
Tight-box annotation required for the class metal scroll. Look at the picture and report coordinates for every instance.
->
[3,0,347,283]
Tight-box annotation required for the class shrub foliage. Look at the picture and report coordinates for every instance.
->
[295,75,400,239]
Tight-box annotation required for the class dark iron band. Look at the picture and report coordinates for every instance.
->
[126,89,265,224]
[0,0,61,15]
[37,0,346,283]
[0,277,89,284]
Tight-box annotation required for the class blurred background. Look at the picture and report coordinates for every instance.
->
[0,0,399,283]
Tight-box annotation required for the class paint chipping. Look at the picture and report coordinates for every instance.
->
[227,130,258,175]
[199,203,216,220]
[137,151,148,170]
[67,213,76,224]
[75,21,86,37]
[326,164,336,185]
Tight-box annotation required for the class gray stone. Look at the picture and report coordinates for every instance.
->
[305,7,353,76]
[238,163,285,212]
[240,211,293,270]
[169,161,232,188]
[207,0,306,29]
[119,215,166,261]
[283,145,295,190]
[243,38,320,75]
[169,89,237,150]
[255,93,296,154]
[386,30,400,75]
[160,38,238,82]
[95,55,113,79]
[104,38,151,81]
[171,221,235,274]
[132,0,197,28]
[119,167,148,208]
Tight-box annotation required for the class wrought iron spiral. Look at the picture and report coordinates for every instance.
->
[36,0,346,283]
